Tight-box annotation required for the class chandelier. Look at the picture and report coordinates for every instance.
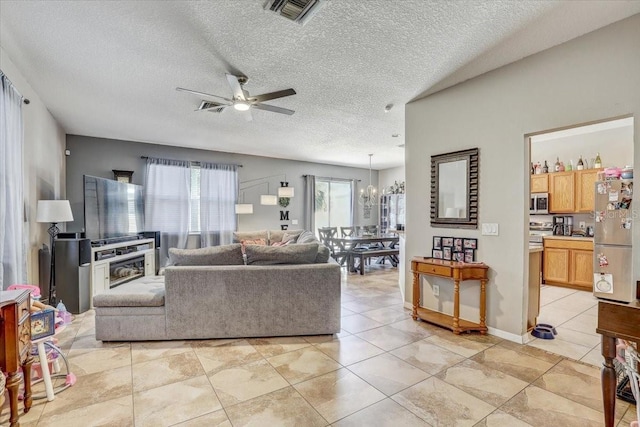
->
[359,154,378,208]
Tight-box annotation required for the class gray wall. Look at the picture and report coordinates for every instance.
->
[405,14,640,340]
[65,135,379,233]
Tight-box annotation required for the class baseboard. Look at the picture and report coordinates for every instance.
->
[403,301,412,310]
[487,326,527,344]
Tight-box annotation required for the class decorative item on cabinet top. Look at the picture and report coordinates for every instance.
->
[432,235,477,263]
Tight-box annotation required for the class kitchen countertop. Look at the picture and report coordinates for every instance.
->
[529,246,543,253]
[543,235,594,242]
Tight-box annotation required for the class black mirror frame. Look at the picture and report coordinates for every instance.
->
[430,148,479,229]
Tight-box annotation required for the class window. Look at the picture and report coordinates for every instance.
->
[314,178,353,229]
[190,166,201,232]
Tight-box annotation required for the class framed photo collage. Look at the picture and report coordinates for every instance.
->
[432,236,477,263]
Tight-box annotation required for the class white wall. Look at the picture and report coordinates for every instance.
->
[379,165,405,194]
[405,15,640,340]
[0,46,66,285]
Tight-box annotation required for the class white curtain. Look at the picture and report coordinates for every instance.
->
[303,175,316,232]
[0,72,26,289]
[144,158,191,266]
[200,162,238,246]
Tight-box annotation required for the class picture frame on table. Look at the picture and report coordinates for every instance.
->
[454,238,463,252]
[433,236,442,250]
[443,247,452,260]
[453,252,464,262]
[464,249,475,263]
[432,249,443,259]
[463,238,478,250]
[442,237,454,247]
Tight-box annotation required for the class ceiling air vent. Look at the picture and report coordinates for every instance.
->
[264,0,326,25]
[198,101,225,113]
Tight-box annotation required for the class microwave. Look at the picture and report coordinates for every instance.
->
[530,193,549,214]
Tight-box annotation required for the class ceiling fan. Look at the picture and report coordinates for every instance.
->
[176,74,296,118]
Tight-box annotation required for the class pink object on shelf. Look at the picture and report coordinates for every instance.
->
[7,284,41,297]
[604,167,621,178]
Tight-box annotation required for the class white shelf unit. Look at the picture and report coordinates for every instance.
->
[90,238,155,302]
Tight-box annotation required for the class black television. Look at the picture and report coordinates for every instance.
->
[83,175,145,241]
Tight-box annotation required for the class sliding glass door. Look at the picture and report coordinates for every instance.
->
[314,178,353,230]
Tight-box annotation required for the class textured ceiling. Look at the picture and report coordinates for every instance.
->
[1,1,639,169]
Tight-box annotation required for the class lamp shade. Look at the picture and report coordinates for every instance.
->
[235,203,254,214]
[260,195,278,205]
[36,200,74,223]
[278,186,294,198]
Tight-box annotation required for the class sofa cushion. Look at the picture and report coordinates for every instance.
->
[169,244,244,266]
[242,238,267,245]
[93,276,166,307]
[315,244,331,263]
[245,242,319,265]
[269,229,303,245]
[296,230,319,244]
[233,230,268,244]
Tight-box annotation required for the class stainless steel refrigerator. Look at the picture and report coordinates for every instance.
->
[593,179,635,302]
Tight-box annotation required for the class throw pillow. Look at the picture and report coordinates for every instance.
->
[281,231,300,244]
[233,230,268,244]
[245,242,319,265]
[296,230,319,244]
[315,244,331,263]
[242,238,267,245]
[169,244,244,266]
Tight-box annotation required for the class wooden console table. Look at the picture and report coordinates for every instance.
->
[411,257,489,334]
[1,289,34,427]
[596,299,640,427]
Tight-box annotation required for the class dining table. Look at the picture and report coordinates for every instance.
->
[330,233,400,274]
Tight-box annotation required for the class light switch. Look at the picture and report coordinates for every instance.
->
[481,223,499,236]
[292,219,298,225]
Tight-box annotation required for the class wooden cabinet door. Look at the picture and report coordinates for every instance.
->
[575,169,601,212]
[543,248,570,284]
[571,249,594,289]
[530,174,549,193]
[549,172,575,213]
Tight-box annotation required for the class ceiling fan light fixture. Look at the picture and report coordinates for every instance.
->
[233,101,250,111]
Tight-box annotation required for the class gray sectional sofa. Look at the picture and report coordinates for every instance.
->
[93,230,341,341]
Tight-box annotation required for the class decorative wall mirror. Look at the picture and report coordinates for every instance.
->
[430,148,479,229]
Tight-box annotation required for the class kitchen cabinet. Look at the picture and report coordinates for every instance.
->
[549,172,575,213]
[543,237,594,290]
[530,174,549,193]
[575,169,601,212]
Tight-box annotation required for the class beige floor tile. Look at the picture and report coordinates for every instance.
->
[392,376,496,426]
[561,313,599,335]
[333,398,429,426]
[341,306,356,317]
[424,333,492,357]
[39,364,132,418]
[620,404,638,426]
[341,299,378,313]
[474,410,534,426]
[315,335,384,366]
[67,345,132,377]
[537,307,581,327]
[539,286,577,306]
[471,346,554,383]
[0,395,46,426]
[208,359,289,407]
[303,329,351,344]
[387,318,437,338]
[294,368,385,423]
[132,351,204,393]
[36,395,132,427]
[544,293,597,314]
[171,409,231,426]
[460,333,504,345]
[501,385,604,427]
[499,339,564,364]
[267,346,341,384]
[225,386,327,427]
[131,340,192,364]
[580,345,603,367]
[340,313,384,334]
[194,339,263,375]
[347,353,430,395]
[437,359,528,407]
[361,306,410,324]
[391,340,465,375]
[527,337,593,361]
[554,326,601,348]
[355,325,423,351]
[134,375,221,427]
[247,336,311,358]
[534,359,629,419]
[68,332,129,355]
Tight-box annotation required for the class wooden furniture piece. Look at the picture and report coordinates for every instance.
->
[1,289,34,427]
[547,169,602,213]
[528,247,542,331]
[332,234,400,275]
[543,237,593,290]
[411,257,489,334]
[530,174,549,193]
[596,299,640,427]
[575,169,601,212]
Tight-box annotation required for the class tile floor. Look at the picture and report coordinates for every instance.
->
[1,267,637,426]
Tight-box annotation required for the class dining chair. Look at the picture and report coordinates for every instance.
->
[318,227,348,266]
[340,226,355,237]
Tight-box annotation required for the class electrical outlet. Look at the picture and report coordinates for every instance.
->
[433,284,439,297]
[292,219,298,225]
[579,221,586,229]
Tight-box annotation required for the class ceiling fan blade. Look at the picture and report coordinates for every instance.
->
[176,87,231,103]
[225,74,246,101]
[248,88,296,103]
[252,103,295,115]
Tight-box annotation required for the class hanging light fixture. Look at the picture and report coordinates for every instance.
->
[234,192,254,214]
[359,154,378,208]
